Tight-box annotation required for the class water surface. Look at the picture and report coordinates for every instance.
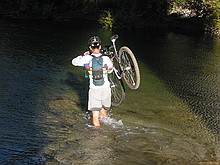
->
[0,20,219,164]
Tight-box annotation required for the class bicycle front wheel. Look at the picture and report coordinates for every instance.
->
[108,71,125,107]
[119,46,140,90]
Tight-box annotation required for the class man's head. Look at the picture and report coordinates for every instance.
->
[88,36,101,52]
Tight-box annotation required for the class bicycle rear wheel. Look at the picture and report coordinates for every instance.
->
[108,71,125,106]
[119,46,140,90]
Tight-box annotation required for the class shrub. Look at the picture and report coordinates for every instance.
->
[99,10,114,30]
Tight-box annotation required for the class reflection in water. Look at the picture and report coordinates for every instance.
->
[0,20,219,164]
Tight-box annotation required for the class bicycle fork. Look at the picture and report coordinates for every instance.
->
[113,67,122,79]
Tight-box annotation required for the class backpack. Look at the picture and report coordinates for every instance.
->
[91,56,104,86]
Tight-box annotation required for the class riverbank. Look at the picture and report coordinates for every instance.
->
[0,0,219,36]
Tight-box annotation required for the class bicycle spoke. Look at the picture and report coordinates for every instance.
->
[112,88,121,102]
[108,72,125,106]
[122,52,137,85]
[119,46,140,89]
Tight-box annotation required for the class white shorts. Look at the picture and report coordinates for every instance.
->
[88,87,111,111]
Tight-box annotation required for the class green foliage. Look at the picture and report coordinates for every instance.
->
[168,0,220,34]
[103,0,168,29]
[0,0,219,34]
[99,10,114,30]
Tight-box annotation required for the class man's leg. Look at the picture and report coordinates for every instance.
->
[100,108,107,118]
[100,87,111,118]
[92,110,100,127]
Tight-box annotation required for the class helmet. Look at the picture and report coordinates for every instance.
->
[88,36,101,48]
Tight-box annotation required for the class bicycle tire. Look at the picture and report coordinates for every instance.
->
[108,71,125,106]
[119,46,140,90]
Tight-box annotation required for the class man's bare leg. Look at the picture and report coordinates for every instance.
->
[92,111,100,127]
[100,108,107,118]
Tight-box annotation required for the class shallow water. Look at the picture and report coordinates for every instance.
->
[0,20,219,164]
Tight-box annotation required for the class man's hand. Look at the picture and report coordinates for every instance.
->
[83,51,90,56]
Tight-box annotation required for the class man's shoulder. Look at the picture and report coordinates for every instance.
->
[82,54,93,59]
[102,56,112,67]
[102,55,111,60]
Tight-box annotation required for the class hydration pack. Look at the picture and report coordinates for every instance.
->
[92,56,104,86]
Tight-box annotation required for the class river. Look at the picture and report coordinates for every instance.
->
[0,20,219,164]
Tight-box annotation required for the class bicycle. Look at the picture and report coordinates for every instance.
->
[102,35,140,106]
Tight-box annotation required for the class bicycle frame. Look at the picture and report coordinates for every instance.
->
[110,35,120,62]
[113,67,122,79]
[105,34,140,106]
[108,35,123,80]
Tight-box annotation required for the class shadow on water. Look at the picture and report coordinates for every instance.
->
[0,19,92,164]
[0,28,49,164]
[121,30,220,137]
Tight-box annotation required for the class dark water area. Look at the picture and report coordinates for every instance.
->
[120,31,220,135]
[0,20,219,164]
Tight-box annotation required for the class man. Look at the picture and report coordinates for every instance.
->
[72,36,113,127]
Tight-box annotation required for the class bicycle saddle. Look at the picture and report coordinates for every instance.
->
[111,35,118,42]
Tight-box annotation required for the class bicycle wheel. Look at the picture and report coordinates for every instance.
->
[108,71,125,106]
[119,46,140,90]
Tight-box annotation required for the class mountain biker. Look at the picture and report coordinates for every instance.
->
[72,36,113,127]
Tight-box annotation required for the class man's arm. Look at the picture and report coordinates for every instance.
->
[103,56,113,73]
[72,55,84,66]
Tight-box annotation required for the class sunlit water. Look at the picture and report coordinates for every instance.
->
[0,20,219,164]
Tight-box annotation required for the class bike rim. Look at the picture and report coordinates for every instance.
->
[121,51,138,88]
[109,73,125,106]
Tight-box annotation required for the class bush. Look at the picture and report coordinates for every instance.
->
[99,10,114,30]
[168,0,220,34]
